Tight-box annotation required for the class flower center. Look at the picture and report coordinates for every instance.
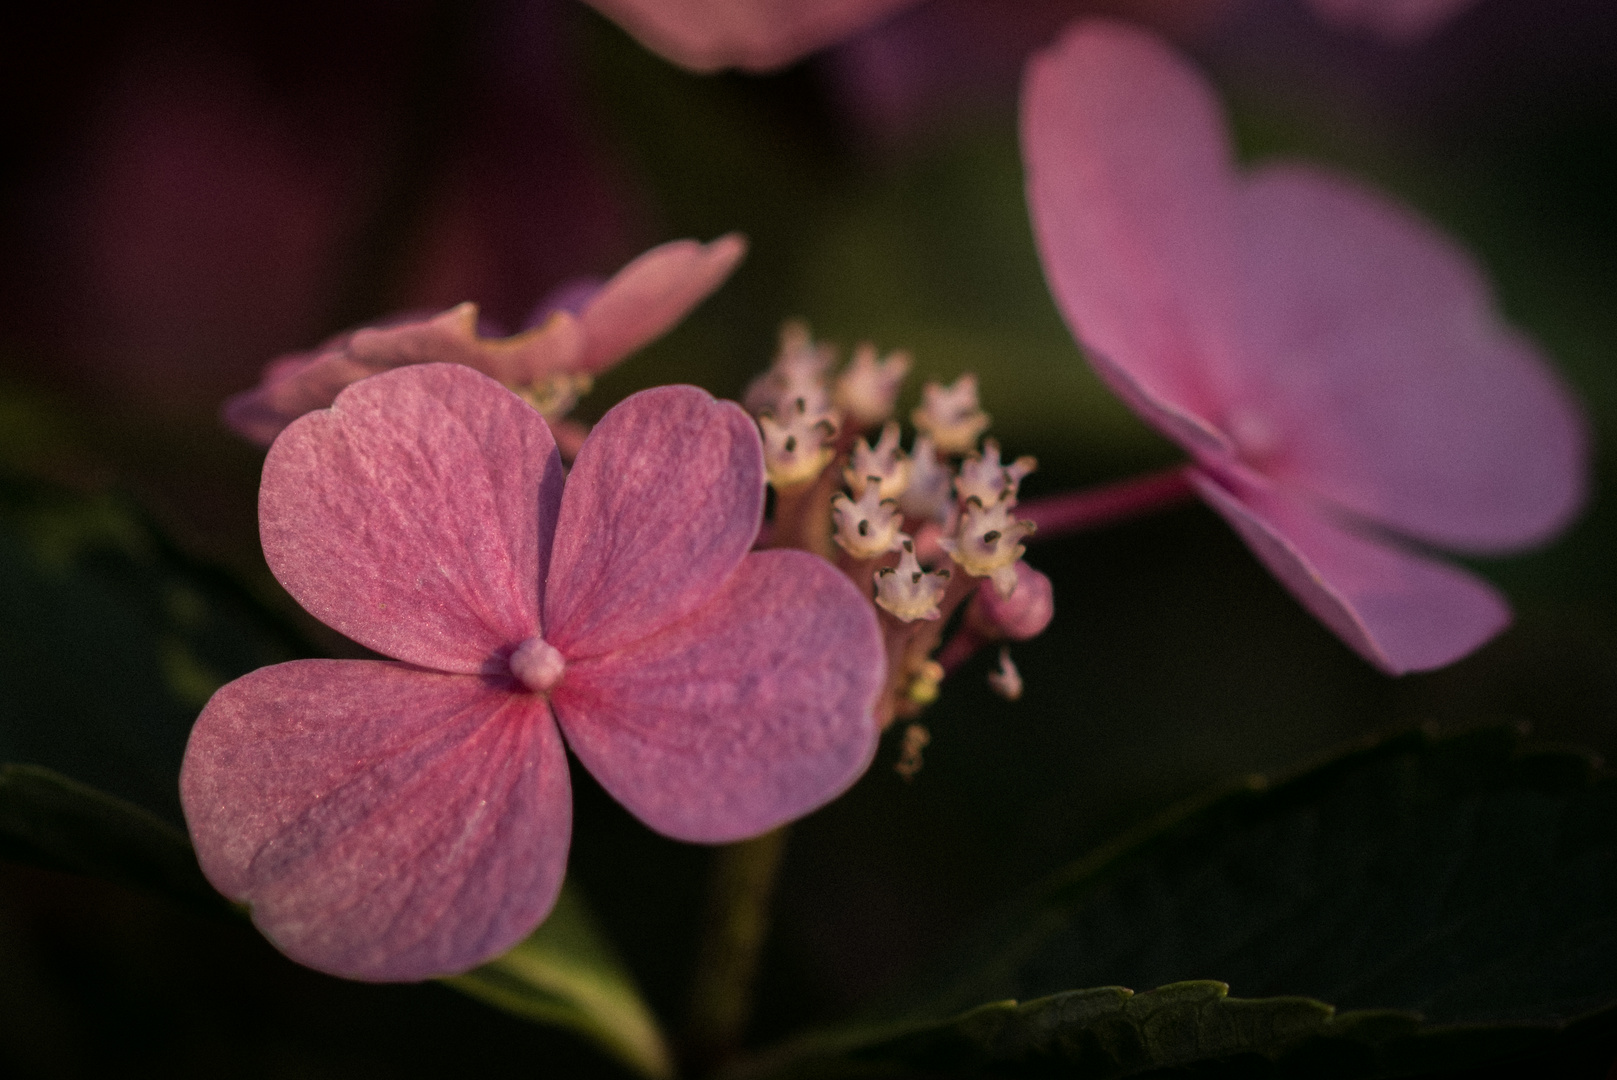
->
[509,636,567,693]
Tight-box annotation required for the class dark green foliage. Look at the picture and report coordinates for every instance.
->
[738,729,1617,1078]
[0,472,302,823]
[0,763,220,915]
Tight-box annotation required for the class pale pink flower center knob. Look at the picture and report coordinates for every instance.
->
[509,636,567,693]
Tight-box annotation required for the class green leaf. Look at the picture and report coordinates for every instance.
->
[735,728,1617,1078]
[446,881,676,1080]
[1,763,675,1078]
[0,762,222,913]
[0,472,302,823]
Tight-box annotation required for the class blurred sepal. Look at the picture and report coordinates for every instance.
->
[446,881,676,1080]
[729,727,1617,1078]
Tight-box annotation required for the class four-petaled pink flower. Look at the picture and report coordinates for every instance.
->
[182,363,883,981]
[1022,20,1587,674]
[223,235,746,445]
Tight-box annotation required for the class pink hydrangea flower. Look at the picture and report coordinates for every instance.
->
[1022,20,1587,674]
[223,234,747,445]
[583,0,924,72]
[182,363,882,981]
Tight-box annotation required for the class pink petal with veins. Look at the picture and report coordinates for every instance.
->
[1234,165,1586,552]
[181,660,571,981]
[576,234,749,373]
[1021,18,1242,458]
[554,550,882,842]
[584,0,923,72]
[544,384,764,657]
[1190,471,1508,674]
[223,305,584,445]
[261,365,563,672]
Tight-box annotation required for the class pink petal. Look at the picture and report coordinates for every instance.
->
[1231,164,1587,553]
[1021,19,1243,458]
[543,385,764,658]
[583,0,923,72]
[224,304,584,446]
[552,550,882,843]
[180,661,571,981]
[1308,0,1480,43]
[1189,470,1509,675]
[261,364,564,673]
[576,234,749,374]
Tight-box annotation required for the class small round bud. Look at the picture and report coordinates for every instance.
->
[955,439,1037,507]
[938,499,1034,584]
[899,435,954,523]
[510,635,567,693]
[874,539,950,622]
[845,420,911,500]
[966,561,1053,641]
[834,343,911,429]
[831,486,904,559]
[744,320,835,420]
[912,374,990,455]
[986,648,1024,701]
[759,413,836,490]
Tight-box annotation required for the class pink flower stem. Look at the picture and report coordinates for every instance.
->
[1019,464,1197,541]
[936,623,988,676]
[930,467,1194,682]
[768,456,844,560]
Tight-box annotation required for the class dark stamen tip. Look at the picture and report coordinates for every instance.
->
[784,435,798,453]
[982,530,1002,544]
[857,520,870,536]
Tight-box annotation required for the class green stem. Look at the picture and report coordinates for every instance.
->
[685,827,790,1072]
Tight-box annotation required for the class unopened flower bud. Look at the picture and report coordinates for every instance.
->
[955,439,1037,507]
[831,486,904,559]
[899,435,954,522]
[845,421,911,500]
[759,412,836,490]
[986,648,1023,701]
[912,374,990,455]
[875,538,951,622]
[966,560,1053,641]
[939,498,1035,596]
[834,343,911,429]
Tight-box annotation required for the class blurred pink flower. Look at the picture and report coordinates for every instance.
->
[583,0,924,72]
[3,2,639,419]
[825,0,1232,139]
[1022,20,1587,673]
[1307,0,1480,43]
[182,364,883,980]
[223,234,747,444]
